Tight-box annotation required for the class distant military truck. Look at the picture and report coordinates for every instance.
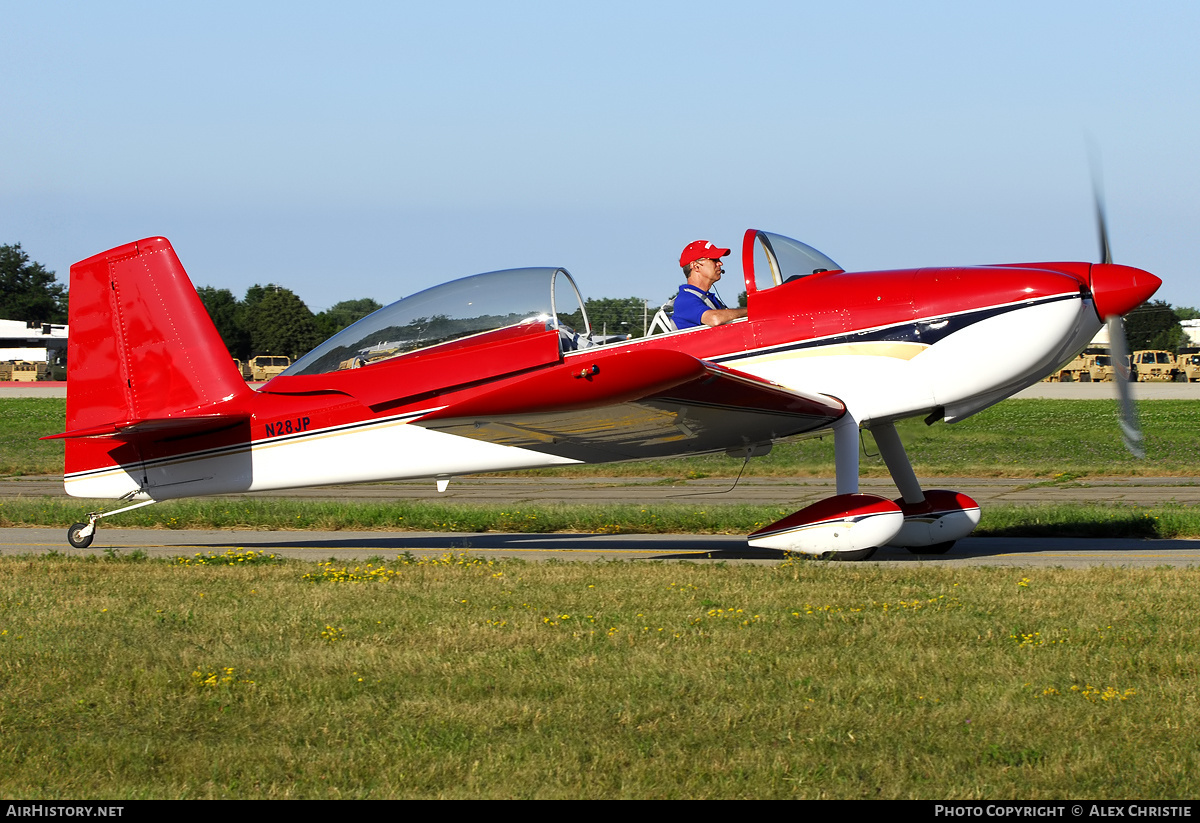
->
[1131,350,1179,382]
[1084,353,1119,382]
[2,361,47,382]
[1045,348,1117,382]
[1045,353,1086,382]
[1175,351,1200,382]
[243,355,291,382]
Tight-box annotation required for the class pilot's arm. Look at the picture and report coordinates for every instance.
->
[675,286,746,329]
[700,306,748,327]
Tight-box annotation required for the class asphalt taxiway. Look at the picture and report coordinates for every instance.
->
[2,526,1198,567]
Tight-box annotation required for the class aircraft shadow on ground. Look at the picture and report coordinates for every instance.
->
[187,532,1197,562]
[203,533,776,560]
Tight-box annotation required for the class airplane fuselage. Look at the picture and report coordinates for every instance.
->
[63,259,1107,502]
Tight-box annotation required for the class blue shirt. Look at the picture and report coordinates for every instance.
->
[673,284,726,329]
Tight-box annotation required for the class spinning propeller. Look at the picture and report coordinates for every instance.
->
[1089,165,1151,458]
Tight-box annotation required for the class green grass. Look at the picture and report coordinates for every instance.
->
[0,399,65,476]
[4,394,1200,799]
[0,554,1196,799]
[4,397,1200,479]
[522,397,1200,478]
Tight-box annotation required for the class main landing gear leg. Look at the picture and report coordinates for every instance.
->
[834,413,859,496]
[867,421,980,554]
[869,422,925,505]
[68,499,158,549]
[747,414,903,560]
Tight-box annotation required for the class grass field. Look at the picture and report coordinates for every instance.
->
[1,552,1196,799]
[4,397,1200,479]
[1,398,66,476]
[2,402,1198,799]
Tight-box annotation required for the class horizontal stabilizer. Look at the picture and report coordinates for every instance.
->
[44,414,248,441]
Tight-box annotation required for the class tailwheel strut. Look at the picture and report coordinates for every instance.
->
[67,499,158,549]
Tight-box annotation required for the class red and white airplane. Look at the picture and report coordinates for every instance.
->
[47,227,1160,558]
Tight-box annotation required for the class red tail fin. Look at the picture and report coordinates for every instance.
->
[59,238,252,475]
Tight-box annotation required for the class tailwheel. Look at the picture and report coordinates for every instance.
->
[905,541,955,555]
[68,522,95,549]
[62,499,157,549]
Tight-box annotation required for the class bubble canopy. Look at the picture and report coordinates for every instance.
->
[284,267,589,377]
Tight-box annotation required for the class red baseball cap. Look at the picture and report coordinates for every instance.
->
[679,240,731,268]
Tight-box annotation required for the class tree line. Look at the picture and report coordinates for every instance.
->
[1125,300,1198,352]
[196,286,381,361]
[0,244,67,324]
[3,242,1199,357]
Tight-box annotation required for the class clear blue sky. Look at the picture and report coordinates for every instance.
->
[3,1,1197,313]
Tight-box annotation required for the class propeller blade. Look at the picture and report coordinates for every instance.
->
[1089,141,1113,265]
[1095,193,1113,266]
[1090,144,1143,456]
[1107,314,1144,458]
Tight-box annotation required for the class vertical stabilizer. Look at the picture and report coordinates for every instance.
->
[63,238,252,475]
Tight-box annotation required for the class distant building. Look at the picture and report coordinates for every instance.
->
[1086,318,1200,352]
[0,318,68,371]
[1181,319,1200,348]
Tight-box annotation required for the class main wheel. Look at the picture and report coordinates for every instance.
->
[68,523,94,549]
[904,541,955,555]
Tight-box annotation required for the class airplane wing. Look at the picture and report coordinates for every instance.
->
[415,348,845,463]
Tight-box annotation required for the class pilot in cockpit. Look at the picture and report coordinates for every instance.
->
[674,240,749,329]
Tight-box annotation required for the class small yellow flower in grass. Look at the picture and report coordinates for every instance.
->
[1037,683,1134,702]
[192,666,254,688]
